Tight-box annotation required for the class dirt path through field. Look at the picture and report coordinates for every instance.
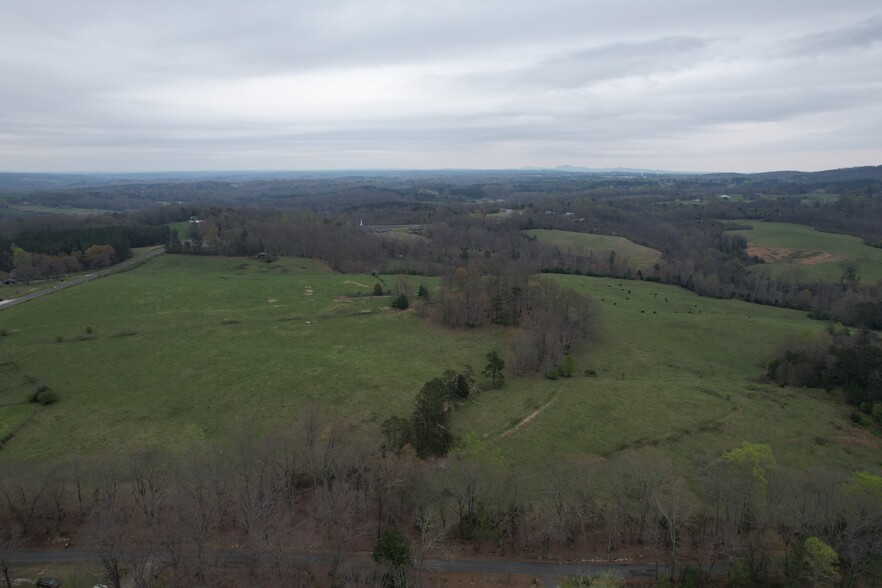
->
[496,395,557,439]
[343,279,369,287]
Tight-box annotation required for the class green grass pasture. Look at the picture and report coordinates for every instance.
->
[167,221,190,239]
[0,255,877,477]
[458,275,880,472]
[525,229,661,270]
[0,255,498,461]
[726,221,882,283]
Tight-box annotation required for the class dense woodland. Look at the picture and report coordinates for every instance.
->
[2,169,882,585]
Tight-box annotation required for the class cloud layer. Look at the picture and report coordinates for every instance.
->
[2,0,881,172]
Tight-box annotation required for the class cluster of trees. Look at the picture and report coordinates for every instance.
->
[166,211,392,273]
[381,368,478,458]
[767,326,882,422]
[379,355,502,464]
[1,243,117,283]
[2,430,880,587]
[13,225,168,259]
[432,263,598,375]
[0,225,171,283]
[507,280,597,376]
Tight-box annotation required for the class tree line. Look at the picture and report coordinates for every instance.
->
[1,421,880,587]
[767,326,882,425]
[1,226,171,283]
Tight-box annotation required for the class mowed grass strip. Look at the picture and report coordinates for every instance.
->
[525,229,661,270]
[726,220,882,283]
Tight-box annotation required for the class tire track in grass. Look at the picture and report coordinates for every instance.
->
[496,394,557,440]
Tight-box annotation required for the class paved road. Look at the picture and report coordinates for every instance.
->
[6,548,667,587]
[0,247,164,311]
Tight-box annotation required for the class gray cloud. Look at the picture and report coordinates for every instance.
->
[1,1,881,172]
[481,36,713,90]
[785,16,882,57]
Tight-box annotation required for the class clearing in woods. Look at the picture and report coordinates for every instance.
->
[525,229,661,271]
[726,220,882,283]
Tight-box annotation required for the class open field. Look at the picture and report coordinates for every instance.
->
[0,255,878,478]
[525,229,661,270]
[0,403,37,445]
[167,220,191,239]
[373,230,430,244]
[458,273,881,473]
[726,220,882,283]
[2,203,118,216]
[0,255,501,462]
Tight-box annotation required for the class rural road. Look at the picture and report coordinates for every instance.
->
[6,548,668,587]
[0,247,164,311]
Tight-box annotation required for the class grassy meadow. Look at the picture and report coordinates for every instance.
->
[0,203,118,218]
[1,254,879,478]
[0,255,501,462]
[727,220,882,283]
[525,229,661,270]
[456,274,881,473]
[168,220,191,239]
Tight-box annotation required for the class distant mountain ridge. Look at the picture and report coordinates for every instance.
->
[538,164,882,181]
[519,165,682,174]
[1,164,880,195]
[702,165,882,183]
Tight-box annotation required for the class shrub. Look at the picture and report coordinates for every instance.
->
[559,355,576,377]
[372,283,385,296]
[390,294,409,310]
[373,527,412,566]
[31,385,58,405]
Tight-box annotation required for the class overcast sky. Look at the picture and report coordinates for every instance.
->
[2,1,881,173]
